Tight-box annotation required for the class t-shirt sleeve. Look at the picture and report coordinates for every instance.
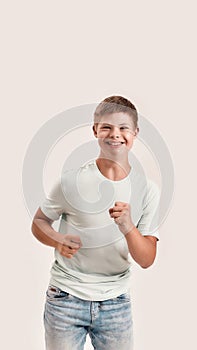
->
[137,180,160,240]
[40,180,67,221]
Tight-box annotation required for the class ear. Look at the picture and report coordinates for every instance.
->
[133,127,139,137]
[92,124,98,138]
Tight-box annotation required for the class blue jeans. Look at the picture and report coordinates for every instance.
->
[44,285,133,350]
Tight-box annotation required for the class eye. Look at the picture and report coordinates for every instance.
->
[120,126,129,130]
[101,125,111,129]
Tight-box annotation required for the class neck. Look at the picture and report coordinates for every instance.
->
[96,156,131,181]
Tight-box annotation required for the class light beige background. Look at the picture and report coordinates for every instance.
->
[1,0,196,349]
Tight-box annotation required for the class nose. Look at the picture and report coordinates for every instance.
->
[109,126,120,138]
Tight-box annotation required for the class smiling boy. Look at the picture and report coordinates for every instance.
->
[32,95,160,350]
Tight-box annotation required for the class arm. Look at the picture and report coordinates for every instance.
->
[109,202,157,268]
[124,227,157,268]
[31,208,82,258]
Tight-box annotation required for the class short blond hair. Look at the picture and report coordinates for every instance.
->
[94,95,138,129]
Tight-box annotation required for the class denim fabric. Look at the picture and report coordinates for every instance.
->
[44,285,133,350]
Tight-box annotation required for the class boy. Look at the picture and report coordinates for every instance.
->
[32,95,160,350]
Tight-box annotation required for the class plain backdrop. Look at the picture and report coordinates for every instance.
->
[1,1,197,349]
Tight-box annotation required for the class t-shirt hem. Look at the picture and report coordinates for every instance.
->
[40,205,59,221]
[140,230,160,240]
[49,278,131,302]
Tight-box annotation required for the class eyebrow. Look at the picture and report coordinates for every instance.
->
[99,122,131,126]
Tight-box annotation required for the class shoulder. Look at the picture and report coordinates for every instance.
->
[130,169,160,202]
[62,160,96,177]
[146,178,160,197]
[60,160,97,186]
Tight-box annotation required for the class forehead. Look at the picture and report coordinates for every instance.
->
[96,112,133,126]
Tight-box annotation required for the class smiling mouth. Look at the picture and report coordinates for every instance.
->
[106,141,124,146]
[106,141,125,146]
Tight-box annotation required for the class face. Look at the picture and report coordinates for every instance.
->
[93,112,138,157]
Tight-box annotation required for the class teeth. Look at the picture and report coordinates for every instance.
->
[107,141,124,145]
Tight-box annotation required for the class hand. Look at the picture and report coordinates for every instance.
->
[56,234,82,258]
[109,202,135,236]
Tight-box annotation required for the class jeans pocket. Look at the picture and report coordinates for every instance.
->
[115,293,131,303]
[46,285,69,299]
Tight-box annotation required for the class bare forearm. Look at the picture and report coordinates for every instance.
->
[31,219,62,248]
[31,208,82,258]
[125,227,157,268]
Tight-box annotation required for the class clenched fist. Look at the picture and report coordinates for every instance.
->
[56,234,82,259]
[109,202,135,236]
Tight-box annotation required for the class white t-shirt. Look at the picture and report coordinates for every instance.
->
[41,159,160,301]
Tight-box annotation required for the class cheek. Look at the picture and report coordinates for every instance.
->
[126,137,134,148]
[97,131,108,138]
[97,138,105,148]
